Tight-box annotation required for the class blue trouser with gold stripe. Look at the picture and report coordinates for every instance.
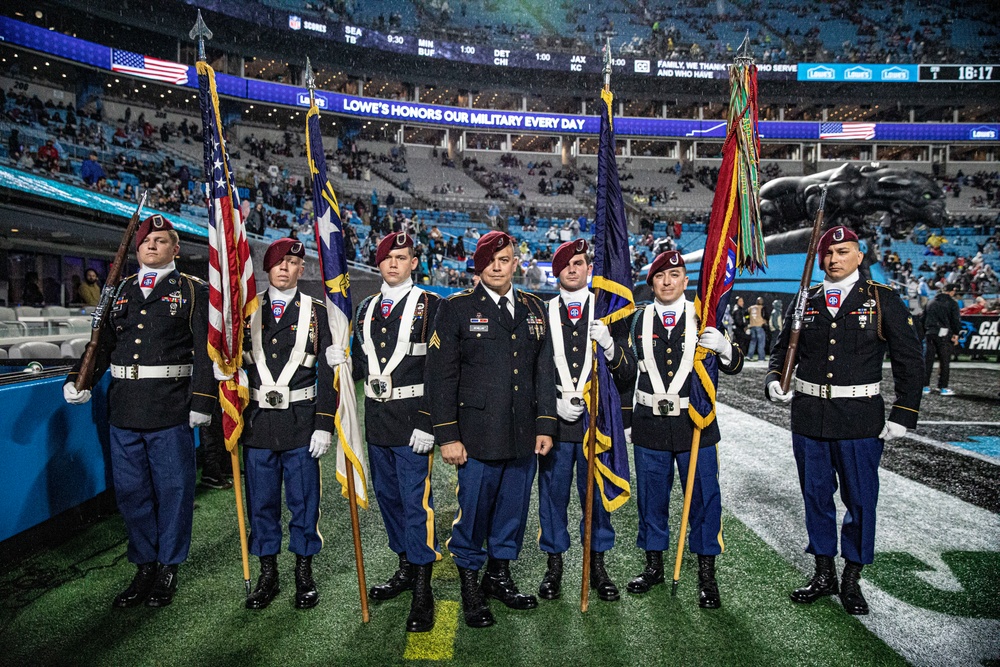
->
[368,444,440,566]
[538,440,615,554]
[633,444,723,555]
[245,445,322,557]
[448,455,537,571]
[792,434,883,565]
[110,424,196,566]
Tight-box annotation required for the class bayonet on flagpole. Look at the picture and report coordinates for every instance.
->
[189,9,213,63]
[602,37,612,92]
[305,56,317,106]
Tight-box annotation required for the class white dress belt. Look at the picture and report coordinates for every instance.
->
[111,363,193,380]
[793,378,881,399]
[634,389,690,411]
[364,382,424,402]
[250,384,317,406]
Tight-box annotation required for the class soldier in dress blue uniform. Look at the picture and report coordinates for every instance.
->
[63,215,214,608]
[337,232,440,633]
[426,231,557,628]
[766,226,923,615]
[624,250,743,608]
[536,239,635,602]
[238,238,335,611]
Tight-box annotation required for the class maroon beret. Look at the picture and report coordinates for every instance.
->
[473,231,514,274]
[817,226,859,269]
[135,214,175,248]
[376,232,414,266]
[646,250,685,286]
[263,238,306,272]
[552,239,588,279]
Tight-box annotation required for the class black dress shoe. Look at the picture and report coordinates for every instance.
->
[246,555,280,610]
[627,551,664,594]
[199,474,233,490]
[145,564,178,608]
[538,553,563,600]
[590,551,620,602]
[697,555,721,609]
[479,558,538,610]
[113,562,158,608]
[370,553,414,601]
[840,561,869,615]
[790,555,839,604]
[406,563,435,632]
[295,555,319,609]
[457,567,494,628]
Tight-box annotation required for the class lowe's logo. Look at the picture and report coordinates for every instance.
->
[970,126,997,140]
[807,65,835,80]
[844,66,872,80]
[881,66,910,81]
[297,93,327,108]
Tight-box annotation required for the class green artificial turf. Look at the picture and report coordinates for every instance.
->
[0,383,908,667]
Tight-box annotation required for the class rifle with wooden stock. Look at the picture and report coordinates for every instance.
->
[779,185,828,393]
[74,191,148,391]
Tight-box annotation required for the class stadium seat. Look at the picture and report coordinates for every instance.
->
[0,347,7,359]
[60,338,89,359]
[41,306,73,317]
[7,342,62,359]
[15,307,43,319]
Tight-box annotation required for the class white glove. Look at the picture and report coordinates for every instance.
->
[213,361,233,382]
[408,429,435,454]
[557,397,585,422]
[325,345,347,368]
[879,421,907,442]
[699,327,732,364]
[189,411,212,429]
[309,430,332,458]
[624,427,632,444]
[63,382,91,405]
[767,380,793,404]
[589,320,614,351]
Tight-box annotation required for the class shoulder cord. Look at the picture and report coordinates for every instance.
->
[629,310,642,359]
[872,284,885,341]
[419,292,430,343]
[311,300,319,356]
[185,276,196,334]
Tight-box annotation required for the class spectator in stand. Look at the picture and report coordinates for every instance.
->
[525,259,544,290]
[768,299,783,357]
[37,139,60,173]
[245,202,266,236]
[731,296,750,354]
[81,152,105,187]
[961,296,990,315]
[21,271,45,306]
[78,269,103,306]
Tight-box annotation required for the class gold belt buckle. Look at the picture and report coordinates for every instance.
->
[130,364,140,380]
[823,384,833,399]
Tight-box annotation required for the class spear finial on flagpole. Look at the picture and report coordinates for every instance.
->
[189,9,213,63]
[305,56,317,106]
[602,37,613,91]
[736,30,753,64]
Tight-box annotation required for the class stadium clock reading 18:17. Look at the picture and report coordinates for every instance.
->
[919,65,999,81]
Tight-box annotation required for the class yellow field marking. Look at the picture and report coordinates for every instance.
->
[403,600,459,661]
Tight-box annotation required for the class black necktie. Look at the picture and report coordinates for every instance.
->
[499,296,513,329]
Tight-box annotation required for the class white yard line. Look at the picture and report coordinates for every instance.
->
[717,402,1000,667]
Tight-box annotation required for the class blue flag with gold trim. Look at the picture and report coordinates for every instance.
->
[307,102,369,507]
[585,87,635,512]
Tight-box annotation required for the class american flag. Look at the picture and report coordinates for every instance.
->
[111,49,190,85]
[820,122,876,140]
[307,99,369,506]
[199,61,258,450]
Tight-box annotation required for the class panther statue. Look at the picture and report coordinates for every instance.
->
[759,162,947,237]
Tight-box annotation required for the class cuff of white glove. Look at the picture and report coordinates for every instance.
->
[717,345,732,365]
[602,342,616,360]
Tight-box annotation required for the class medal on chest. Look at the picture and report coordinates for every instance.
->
[161,290,185,316]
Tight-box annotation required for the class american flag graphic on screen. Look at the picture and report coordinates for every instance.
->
[819,122,876,140]
[111,49,190,85]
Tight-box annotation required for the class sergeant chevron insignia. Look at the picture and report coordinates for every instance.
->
[429,331,441,349]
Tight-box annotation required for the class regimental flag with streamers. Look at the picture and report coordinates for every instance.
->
[306,100,369,508]
[585,87,635,512]
[689,61,766,431]
[198,61,258,451]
